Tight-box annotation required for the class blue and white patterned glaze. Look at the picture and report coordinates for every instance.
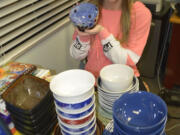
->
[69,2,98,31]
[57,104,95,119]
[60,117,96,133]
[103,120,166,135]
[54,95,94,110]
[113,91,167,134]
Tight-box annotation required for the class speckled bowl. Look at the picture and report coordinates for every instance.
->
[69,2,99,31]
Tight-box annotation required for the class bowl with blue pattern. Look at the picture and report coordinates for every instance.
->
[69,2,99,31]
[113,91,168,134]
[58,114,96,133]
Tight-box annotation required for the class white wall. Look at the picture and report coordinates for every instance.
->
[15,22,80,74]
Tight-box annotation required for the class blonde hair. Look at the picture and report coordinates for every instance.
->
[93,0,135,44]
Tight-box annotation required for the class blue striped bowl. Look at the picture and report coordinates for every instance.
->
[56,102,95,119]
[54,93,94,110]
[59,116,96,133]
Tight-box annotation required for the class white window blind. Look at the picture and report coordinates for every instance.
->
[0,0,89,66]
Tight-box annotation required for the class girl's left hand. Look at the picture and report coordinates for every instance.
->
[85,25,104,35]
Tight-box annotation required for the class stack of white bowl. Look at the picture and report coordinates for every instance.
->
[97,64,139,116]
[50,69,96,135]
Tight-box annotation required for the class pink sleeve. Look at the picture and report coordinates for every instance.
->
[72,30,90,42]
[98,28,111,40]
[126,4,152,66]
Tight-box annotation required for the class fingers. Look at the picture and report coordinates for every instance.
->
[75,27,90,36]
[85,25,104,34]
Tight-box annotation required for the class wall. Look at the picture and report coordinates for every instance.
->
[15,22,80,74]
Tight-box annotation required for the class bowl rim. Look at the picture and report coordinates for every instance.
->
[113,116,167,134]
[53,88,94,104]
[50,69,95,97]
[113,91,168,129]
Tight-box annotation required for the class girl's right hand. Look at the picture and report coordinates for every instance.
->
[75,27,90,36]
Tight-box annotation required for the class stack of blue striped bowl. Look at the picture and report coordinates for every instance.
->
[50,69,96,135]
[103,91,168,135]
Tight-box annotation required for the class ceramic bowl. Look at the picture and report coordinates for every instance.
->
[55,95,95,114]
[113,116,167,135]
[97,76,139,95]
[50,69,95,101]
[69,2,99,31]
[113,91,168,134]
[60,118,96,134]
[56,102,95,119]
[58,114,96,133]
[58,108,95,125]
[100,64,134,92]
[54,92,94,111]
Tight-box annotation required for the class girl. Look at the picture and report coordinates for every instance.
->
[70,0,152,90]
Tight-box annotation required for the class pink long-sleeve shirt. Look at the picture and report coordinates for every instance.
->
[70,1,152,79]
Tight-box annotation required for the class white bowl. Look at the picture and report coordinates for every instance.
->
[53,87,94,104]
[100,64,134,91]
[50,69,95,97]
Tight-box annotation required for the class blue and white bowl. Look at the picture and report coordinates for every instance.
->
[50,69,95,101]
[60,116,96,134]
[113,91,168,134]
[56,102,95,119]
[53,87,94,104]
[69,2,99,31]
[58,115,96,133]
[103,120,167,135]
[54,94,95,111]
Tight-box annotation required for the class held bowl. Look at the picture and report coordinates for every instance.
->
[69,2,99,32]
[100,64,134,92]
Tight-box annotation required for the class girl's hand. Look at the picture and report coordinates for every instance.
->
[85,25,104,35]
[75,27,90,36]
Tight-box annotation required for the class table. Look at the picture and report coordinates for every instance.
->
[163,12,180,89]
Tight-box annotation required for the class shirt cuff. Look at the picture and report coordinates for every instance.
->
[79,35,90,42]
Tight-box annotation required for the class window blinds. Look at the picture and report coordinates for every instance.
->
[0,0,88,66]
